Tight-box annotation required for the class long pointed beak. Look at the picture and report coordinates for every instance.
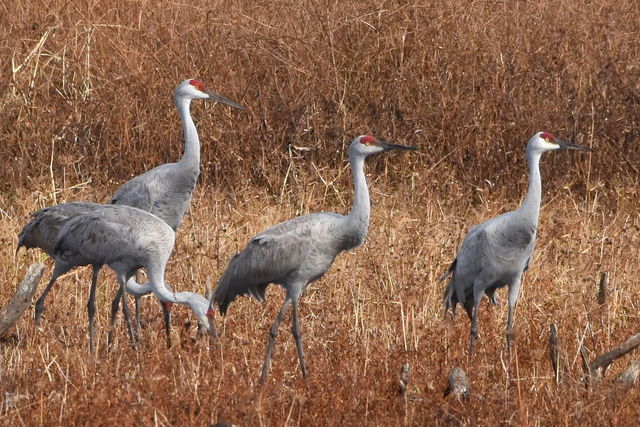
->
[377,140,418,152]
[206,90,244,110]
[556,139,592,151]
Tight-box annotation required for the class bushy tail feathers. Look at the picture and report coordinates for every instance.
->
[16,211,55,256]
[212,252,270,315]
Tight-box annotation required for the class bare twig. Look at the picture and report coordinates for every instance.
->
[549,323,565,383]
[398,363,410,395]
[579,343,595,385]
[0,263,45,337]
[597,272,608,305]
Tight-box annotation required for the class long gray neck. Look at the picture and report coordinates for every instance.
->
[517,148,542,224]
[345,153,370,241]
[175,96,200,171]
[146,267,207,320]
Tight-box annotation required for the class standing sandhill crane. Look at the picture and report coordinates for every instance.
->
[24,203,216,351]
[440,132,591,353]
[110,78,242,229]
[211,135,417,382]
[18,202,170,350]
[110,78,242,328]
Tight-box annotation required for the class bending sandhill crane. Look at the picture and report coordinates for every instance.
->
[18,202,167,350]
[21,203,216,351]
[111,78,242,327]
[211,135,417,382]
[441,132,591,353]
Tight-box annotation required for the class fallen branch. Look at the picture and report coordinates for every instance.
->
[590,332,640,374]
[0,263,45,337]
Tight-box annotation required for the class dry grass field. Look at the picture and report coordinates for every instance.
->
[1,0,639,424]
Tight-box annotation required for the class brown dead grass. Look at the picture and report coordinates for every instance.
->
[1,0,640,425]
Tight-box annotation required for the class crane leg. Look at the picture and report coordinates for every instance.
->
[290,301,308,379]
[134,269,144,332]
[87,266,101,353]
[107,281,137,349]
[469,308,479,355]
[506,279,522,354]
[34,263,70,325]
[119,283,137,348]
[161,301,172,348]
[34,277,58,326]
[259,298,291,384]
[506,306,514,354]
[107,288,122,348]
[469,287,484,355]
[134,296,141,331]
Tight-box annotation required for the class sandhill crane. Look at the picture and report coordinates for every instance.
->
[110,78,242,229]
[21,203,216,351]
[18,202,167,350]
[210,135,417,382]
[440,132,591,353]
[111,78,242,327]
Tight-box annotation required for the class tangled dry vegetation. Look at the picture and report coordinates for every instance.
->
[1,0,639,424]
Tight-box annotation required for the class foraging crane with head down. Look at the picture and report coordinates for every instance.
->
[20,203,216,351]
[211,135,417,382]
[441,132,591,353]
[19,202,174,350]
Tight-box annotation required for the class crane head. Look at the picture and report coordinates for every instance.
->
[174,78,244,110]
[528,131,592,153]
[350,135,417,157]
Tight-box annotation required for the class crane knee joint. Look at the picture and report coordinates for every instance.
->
[269,325,279,338]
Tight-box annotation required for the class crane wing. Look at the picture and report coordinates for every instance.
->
[17,202,102,257]
[483,213,536,266]
[444,223,492,316]
[446,211,537,317]
[213,214,333,314]
[53,209,140,268]
[110,163,197,231]
[110,173,155,212]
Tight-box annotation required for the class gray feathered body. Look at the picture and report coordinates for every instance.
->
[54,204,175,278]
[443,210,536,317]
[110,162,198,231]
[214,211,365,314]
